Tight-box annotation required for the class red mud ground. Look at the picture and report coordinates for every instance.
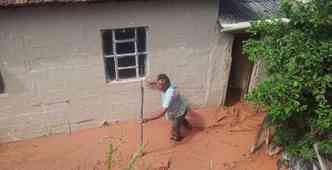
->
[0,102,279,170]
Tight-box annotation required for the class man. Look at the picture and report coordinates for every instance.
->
[143,74,192,141]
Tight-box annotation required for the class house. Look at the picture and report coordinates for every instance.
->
[0,0,279,143]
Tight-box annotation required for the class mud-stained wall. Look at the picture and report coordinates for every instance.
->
[0,0,222,142]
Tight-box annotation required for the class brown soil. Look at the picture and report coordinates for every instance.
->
[0,102,279,170]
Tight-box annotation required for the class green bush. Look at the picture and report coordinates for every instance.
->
[243,0,332,160]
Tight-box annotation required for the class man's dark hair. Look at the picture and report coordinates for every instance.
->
[157,74,171,90]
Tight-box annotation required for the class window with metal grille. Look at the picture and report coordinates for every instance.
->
[102,27,147,82]
[0,71,4,93]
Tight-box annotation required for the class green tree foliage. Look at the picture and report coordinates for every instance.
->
[243,0,332,160]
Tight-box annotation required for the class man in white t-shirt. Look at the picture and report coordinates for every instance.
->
[143,74,192,141]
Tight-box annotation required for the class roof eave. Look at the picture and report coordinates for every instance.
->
[219,18,290,33]
[219,20,251,33]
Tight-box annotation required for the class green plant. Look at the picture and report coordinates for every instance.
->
[243,0,332,160]
[126,144,145,170]
[107,143,115,170]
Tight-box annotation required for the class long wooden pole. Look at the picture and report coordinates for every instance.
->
[140,79,144,145]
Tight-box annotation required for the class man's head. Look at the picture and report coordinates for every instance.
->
[156,74,171,92]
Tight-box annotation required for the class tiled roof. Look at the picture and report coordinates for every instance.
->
[0,0,102,7]
[219,0,281,24]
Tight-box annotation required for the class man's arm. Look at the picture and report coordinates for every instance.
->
[145,79,158,89]
[143,108,168,123]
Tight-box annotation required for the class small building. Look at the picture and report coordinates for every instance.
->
[218,0,280,105]
[0,0,279,143]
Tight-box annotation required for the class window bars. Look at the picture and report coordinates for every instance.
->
[102,27,147,82]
